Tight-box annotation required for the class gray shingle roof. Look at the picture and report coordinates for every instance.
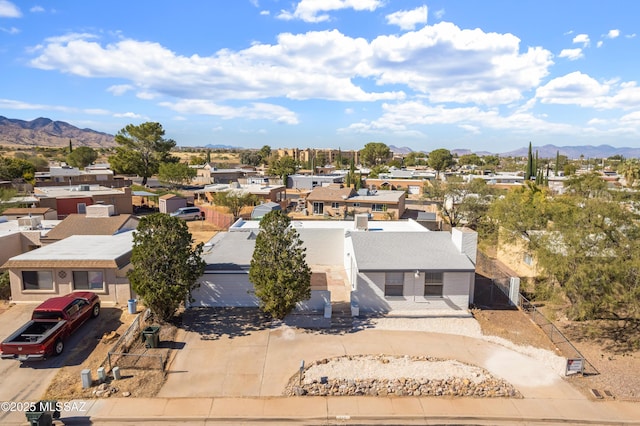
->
[350,231,475,271]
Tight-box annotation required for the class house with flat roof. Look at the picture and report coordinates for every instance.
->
[34,185,133,219]
[191,217,477,315]
[3,232,135,305]
[0,216,60,267]
[197,182,286,205]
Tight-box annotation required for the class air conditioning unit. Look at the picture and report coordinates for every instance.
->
[354,213,368,231]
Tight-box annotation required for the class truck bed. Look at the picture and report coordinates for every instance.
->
[2,320,66,345]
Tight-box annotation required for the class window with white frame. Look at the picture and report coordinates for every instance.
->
[424,272,444,297]
[22,271,53,290]
[372,203,385,212]
[312,202,324,215]
[384,272,404,297]
[73,271,104,290]
[331,202,340,209]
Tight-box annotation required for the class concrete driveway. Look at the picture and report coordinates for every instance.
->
[158,308,584,401]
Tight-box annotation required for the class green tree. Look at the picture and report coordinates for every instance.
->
[67,146,98,169]
[0,270,10,300]
[128,214,206,321]
[427,148,454,177]
[618,159,640,187]
[249,211,311,319]
[0,157,36,181]
[158,162,197,189]
[458,153,483,167]
[368,165,389,178]
[268,155,297,182]
[359,142,391,166]
[213,191,258,219]
[109,122,177,186]
[0,187,17,214]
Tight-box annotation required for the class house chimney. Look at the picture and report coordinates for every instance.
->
[451,227,477,265]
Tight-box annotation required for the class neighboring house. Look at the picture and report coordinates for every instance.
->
[197,182,286,205]
[159,194,188,214]
[3,232,135,305]
[190,217,477,315]
[34,185,133,218]
[306,185,406,219]
[40,206,139,245]
[0,216,60,267]
[287,174,344,190]
[1,207,58,221]
[35,164,129,188]
[195,164,257,185]
[365,178,429,195]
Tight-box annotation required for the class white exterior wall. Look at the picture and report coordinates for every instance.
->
[191,272,258,307]
[351,271,472,313]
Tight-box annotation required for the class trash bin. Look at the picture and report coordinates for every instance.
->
[127,299,137,314]
[142,325,160,348]
[25,401,59,426]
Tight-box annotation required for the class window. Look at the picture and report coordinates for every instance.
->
[523,253,533,266]
[424,272,444,297]
[372,204,385,212]
[331,202,340,209]
[73,271,104,290]
[312,202,324,215]
[384,272,404,297]
[22,271,53,290]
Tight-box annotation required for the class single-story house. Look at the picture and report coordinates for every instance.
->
[1,207,58,221]
[306,185,406,219]
[197,182,286,205]
[191,217,477,315]
[40,207,138,245]
[251,202,281,219]
[0,217,60,267]
[34,185,133,218]
[287,174,344,190]
[3,232,135,305]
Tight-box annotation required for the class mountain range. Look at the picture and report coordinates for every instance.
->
[0,116,115,148]
[0,116,637,159]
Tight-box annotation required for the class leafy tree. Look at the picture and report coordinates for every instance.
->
[240,150,263,166]
[360,142,391,166]
[564,172,608,198]
[249,211,311,319]
[158,162,196,189]
[109,122,177,185]
[0,187,17,214]
[618,159,640,187]
[423,177,494,229]
[259,145,272,163]
[0,270,10,300]
[67,146,98,169]
[128,214,206,321]
[458,153,483,167]
[268,155,297,182]
[427,148,454,177]
[0,157,36,181]
[403,151,427,167]
[368,165,389,179]
[213,191,258,218]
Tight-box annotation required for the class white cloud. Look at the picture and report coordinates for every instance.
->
[386,5,428,31]
[433,9,445,19]
[345,108,354,114]
[30,5,44,13]
[277,0,383,23]
[597,41,603,48]
[0,0,20,17]
[459,124,480,134]
[107,84,133,96]
[0,26,19,34]
[626,33,637,39]
[260,10,270,16]
[558,48,583,60]
[161,99,300,124]
[114,112,143,118]
[83,108,110,115]
[606,29,620,39]
[572,34,590,47]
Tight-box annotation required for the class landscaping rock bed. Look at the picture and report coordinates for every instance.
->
[285,354,522,398]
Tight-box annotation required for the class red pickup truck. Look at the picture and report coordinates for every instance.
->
[1,292,100,361]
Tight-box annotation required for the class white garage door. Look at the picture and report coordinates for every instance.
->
[408,185,421,194]
[190,272,259,307]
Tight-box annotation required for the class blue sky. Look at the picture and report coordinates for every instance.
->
[1,1,639,152]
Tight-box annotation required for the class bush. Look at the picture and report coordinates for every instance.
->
[0,271,11,300]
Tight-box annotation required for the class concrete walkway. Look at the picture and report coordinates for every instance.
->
[2,395,639,425]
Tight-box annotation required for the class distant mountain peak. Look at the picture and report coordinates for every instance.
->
[0,116,115,148]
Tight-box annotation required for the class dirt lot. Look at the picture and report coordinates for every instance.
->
[43,307,178,400]
[186,219,220,245]
[474,304,640,402]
